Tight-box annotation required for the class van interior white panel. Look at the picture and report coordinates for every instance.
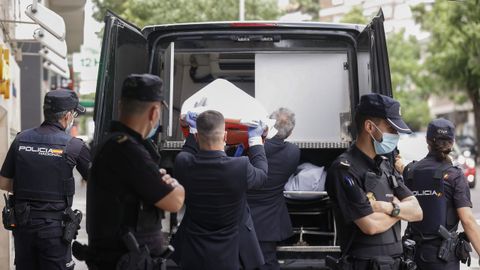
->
[255,53,350,143]
[357,52,371,97]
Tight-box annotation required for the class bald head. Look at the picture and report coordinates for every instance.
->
[196,110,226,147]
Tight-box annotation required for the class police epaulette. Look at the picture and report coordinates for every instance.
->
[115,135,128,144]
[338,159,351,169]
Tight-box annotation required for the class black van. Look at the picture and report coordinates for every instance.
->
[93,9,392,267]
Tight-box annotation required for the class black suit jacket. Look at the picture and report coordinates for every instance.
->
[172,134,268,270]
[247,138,300,242]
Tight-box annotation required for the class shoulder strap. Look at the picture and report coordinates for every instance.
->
[406,161,418,181]
[433,162,454,180]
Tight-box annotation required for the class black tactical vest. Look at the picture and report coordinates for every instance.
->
[14,128,74,205]
[350,160,402,256]
[405,159,457,236]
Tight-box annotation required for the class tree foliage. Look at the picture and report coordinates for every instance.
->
[387,30,431,131]
[340,6,430,130]
[92,0,281,27]
[286,0,321,20]
[412,1,480,140]
[340,5,367,24]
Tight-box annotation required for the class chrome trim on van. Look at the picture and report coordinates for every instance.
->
[276,246,341,252]
[160,141,350,150]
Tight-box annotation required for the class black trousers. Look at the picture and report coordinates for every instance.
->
[13,219,73,270]
[414,243,459,270]
[256,241,279,270]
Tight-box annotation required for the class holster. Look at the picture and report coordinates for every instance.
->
[370,256,401,270]
[116,246,158,270]
[455,232,472,266]
[437,237,457,262]
[116,232,164,270]
[14,202,30,226]
[63,208,82,244]
[325,255,353,270]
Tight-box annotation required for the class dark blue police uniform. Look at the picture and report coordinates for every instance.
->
[0,89,90,270]
[86,74,173,270]
[326,146,413,264]
[172,134,268,270]
[326,94,414,270]
[403,119,472,270]
[247,137,300,270]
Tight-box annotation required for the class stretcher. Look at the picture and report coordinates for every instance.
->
[180,79,277,148]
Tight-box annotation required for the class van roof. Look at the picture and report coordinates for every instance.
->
[142,21,366,37]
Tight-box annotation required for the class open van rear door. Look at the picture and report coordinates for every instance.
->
[93,11,148,148]
[356,9,392,99]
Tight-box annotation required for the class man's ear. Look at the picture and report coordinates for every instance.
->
[224,130,228,142]
[149,104,159,121]
[65,111,72,122]
[364,120,373,134]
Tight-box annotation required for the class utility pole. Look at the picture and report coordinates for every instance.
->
[239,0,245,21]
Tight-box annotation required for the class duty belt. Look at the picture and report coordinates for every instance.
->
[29,210,64,220]
[410,234,442,246]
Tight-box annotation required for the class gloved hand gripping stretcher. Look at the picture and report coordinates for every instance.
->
[179,79,277,148]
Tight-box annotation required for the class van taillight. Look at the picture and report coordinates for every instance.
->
[230,22,277,27]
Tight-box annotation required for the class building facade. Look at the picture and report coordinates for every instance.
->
[0,0,86,268]
[319,0,433,38]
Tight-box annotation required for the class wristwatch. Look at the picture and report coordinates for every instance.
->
[390,202,400,217]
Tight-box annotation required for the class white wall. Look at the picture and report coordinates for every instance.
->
[0,0,23,268]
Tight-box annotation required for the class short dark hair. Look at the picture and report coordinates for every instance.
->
[120,98,155,116]
[197,110,225,141]
[44,110,69,123]
[354,112,382,133]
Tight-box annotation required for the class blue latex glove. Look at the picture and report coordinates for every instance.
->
[248,121,266,146]
[184,97,208,134]
[186,111,198,133]
[248,124,264,138]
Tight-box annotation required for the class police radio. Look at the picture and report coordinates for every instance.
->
[2,193,16,230]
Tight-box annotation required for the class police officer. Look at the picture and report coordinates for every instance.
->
[396,118,480,270]
[0,89,91,270]
[86,74,185,270]
[325,93,423,270]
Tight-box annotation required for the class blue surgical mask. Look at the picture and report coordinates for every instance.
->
[369,122,400,155]
[147,122,159,139]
